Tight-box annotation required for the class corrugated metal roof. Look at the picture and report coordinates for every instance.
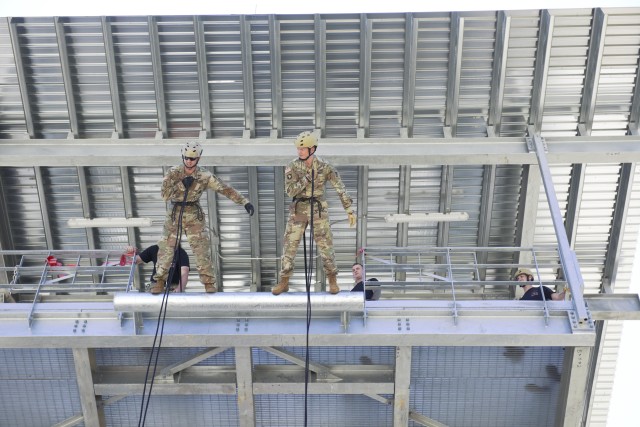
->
[1,8,640,426]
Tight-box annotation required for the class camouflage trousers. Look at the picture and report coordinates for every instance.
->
[154,205,215,285]
[279,199,337,278]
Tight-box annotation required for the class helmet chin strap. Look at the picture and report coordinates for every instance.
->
[298,146,316,161]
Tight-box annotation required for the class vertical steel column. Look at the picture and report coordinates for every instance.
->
[393,346,411,426]
[72,348,103,427]
[529,131,590,326]
[554,347,591,427]
[235,346,256,427]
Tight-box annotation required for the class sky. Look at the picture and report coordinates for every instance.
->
[1,0,639,425]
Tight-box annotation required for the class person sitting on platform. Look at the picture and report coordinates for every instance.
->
[351,262,380,301]
[127,245,190,293]
[515,268,566,301]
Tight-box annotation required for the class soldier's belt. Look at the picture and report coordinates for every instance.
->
[171,201,200,206]
[292,197,324,218]
[170,201,204,221]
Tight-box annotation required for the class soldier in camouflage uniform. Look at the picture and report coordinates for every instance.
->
[151,141,254,294]
[272,131,357,295]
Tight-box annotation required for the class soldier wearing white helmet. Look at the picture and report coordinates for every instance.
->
[151,141,254,294]
[272,131,356,296]
[515,268,566,301]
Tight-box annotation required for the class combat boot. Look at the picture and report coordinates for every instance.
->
[204,283,217,293]
[272,276,289,295]
[150,279,166,294]
[328,274,340,294]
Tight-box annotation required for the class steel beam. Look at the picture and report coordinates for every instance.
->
[436,166,454,249]
[602,163,635,293]
[240,16,255,137]
[120,167,138,252]
[584,293,640,320]
[194,16,212,137]
[269,16,282,136]
[8,17,35,137]
[101,17,124,138]
[34,167,54,248]
[54,17,79,138]
[488,12,510,136]
[393,346,411,426]
[274,167,285,278]
[529,10,553,134]
[554,347,591,427]
[358,14,372,136]
[248,167,261,291]
[529,131,591,327]
[0,299,596,348]
[395,166,411,281]
[148,16,167,137]
[401,13,417,136]
[5,136,640,167]
[563,164,585,248]
[236,347,256,427]
[314,14,326,135]
[445,13,463,137]
[356,166,369,252]
[205,177,222,290]
[477,165,496,281]
[72,348,103,427]
[579,9,606,135]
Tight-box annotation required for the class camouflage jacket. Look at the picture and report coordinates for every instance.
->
[284,156,353,211]
[161,165,248,206]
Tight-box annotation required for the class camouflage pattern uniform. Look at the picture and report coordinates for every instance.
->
[279,156,353,279]
[154,165,248,288]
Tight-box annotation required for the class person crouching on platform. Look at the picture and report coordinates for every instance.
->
[515,268,566,301]
[272,131,356,295]
[152,141,254,294]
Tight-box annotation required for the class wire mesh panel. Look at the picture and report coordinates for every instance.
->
[410,346,564,427]
[0,348,84,427]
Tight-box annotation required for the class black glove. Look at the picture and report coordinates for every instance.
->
[182,176,195,189]
[244,202,255,216]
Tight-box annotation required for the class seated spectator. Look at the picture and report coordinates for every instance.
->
[127,245,190,294]
[515,268,565,301]
[351,262,381,301]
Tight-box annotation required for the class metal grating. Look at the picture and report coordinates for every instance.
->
[410,346,564,427]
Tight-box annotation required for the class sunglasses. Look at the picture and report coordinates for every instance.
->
[184,157,198,161]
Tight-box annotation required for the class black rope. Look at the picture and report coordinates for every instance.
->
[138,182,190,427]
[302,169,315,427]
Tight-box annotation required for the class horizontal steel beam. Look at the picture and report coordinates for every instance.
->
[0,300,595,347]
[584,293,640,320]
[3,136,640,166]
